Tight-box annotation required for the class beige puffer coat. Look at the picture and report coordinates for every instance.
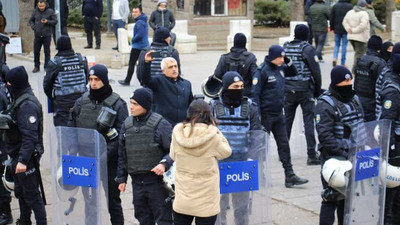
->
[342,6,370,43]
[170,123,232,217]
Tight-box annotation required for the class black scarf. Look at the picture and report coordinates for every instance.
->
[89,84,113,102]
[332,85,355,102]
[222,89,243,108]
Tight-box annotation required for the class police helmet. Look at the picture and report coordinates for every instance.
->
[163,163,176,196]
[2,161,14,192]
[381,160,400,188]
[202,75,223,98]
[322,158,353,188]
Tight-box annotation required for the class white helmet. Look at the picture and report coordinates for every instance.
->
[163,162,176,195]
[2,161,14,192]
[201,76,223,98]
[322,158,353,188]
[380,160,400,188]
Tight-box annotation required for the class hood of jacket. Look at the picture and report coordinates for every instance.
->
[173,123,219,157]
[135,13,148,23]
[354,5,366,12]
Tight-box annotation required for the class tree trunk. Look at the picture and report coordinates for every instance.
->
[18,0,34,53]
[290,0,305,21]
[385,0,395,32]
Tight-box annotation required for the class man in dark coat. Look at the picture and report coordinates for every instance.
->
[82,0,103,49]
[309,0,330,62]
[149,0,175,31]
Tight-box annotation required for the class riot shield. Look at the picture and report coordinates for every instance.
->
[216,130,272,225]
[343,119,391,225]
[49,126,109,225]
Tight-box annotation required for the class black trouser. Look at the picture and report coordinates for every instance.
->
[107,160,124,225]
[34,36,51,69]
[319,160,344,225]
[11,158,47,225]
[313,31,327,60]
[284,90,316,157]
[0,155,11,208]
[84,17,101,47]
[358,96,376,122]
[308,23,313,45]
[261,113,293,175]
[219,192,249,225]
[385,186,400,225]
[53,108,70,127]
[173,211,217,225]
[123,48,142,84]
[131,173,172,225]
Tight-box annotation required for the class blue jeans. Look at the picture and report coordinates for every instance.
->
[333,33,348,65]
[112,19,126,43]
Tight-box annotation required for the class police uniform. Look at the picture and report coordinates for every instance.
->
[213,33,257,98]
[210,72,262,225]
[252,45,308,187]
[353,35,386,121]
[2,66,46,225]
[283,29,322,163]
[316,67,364,225]
[70,65,128,225]
[44,36,88,127]
[376,57,400,224]
[116,89,173,225]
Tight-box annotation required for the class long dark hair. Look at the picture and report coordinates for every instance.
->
[183,99,216,136]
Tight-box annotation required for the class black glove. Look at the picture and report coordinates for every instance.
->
[284,56,292,66]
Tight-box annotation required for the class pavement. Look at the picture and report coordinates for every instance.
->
[4,31,359,225]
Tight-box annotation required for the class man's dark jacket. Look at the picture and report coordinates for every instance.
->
[330,0,353,35]
[141,62,193,127]
[29,4,57,37]
[309,1,330,32]
[34,0,68,27]
[82,0,103,18]
[149,9,175,31]
[214,47,257,97]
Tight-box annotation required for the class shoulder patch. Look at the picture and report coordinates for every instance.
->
[252,77,258,85]
[29,116,37,124]
[384,100,392,109]
[315,114,321,124]
[314,55,319,63]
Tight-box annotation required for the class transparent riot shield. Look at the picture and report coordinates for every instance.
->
[343,119,391,225]
[49,126,109,225]
[216,130,272,225]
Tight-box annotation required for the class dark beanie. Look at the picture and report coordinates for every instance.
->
[294,24,309,41]
[367,35,383,51]
[57,35,72,51]
[392,54,400,73]
[392,42,400,54]
[381,41,394,61]
[234,33,247,49]
[89,64,109,86]
[222,71,243,92]
[130,88,153,111]
[382,41,394,52]
[357,0,367,6]
[330,66,352,87]
[5,66,30,90]
[366,0,373,4]
[153,27,171,43]
[268,45,285,61]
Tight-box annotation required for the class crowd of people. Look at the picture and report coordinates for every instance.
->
[0,0,398,225]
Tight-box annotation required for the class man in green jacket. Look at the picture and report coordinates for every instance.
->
[365,0,385,35]
[309,0,330,63]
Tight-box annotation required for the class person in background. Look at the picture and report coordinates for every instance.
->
[330,0,352,67]
[309,0,330,62]
[82,0,103,49]
[0,2,6,34]
[111,0,130,50]
[365,0,385,35]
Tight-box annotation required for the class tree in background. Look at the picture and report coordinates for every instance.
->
[290,0,305,21]
[19,0,34,53]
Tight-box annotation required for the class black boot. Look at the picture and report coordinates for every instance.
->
[285,173,309,188]
[307,152,321,165]
[0,203,11,225]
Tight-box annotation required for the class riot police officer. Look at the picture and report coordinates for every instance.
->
[116,88,173,225]
[252,45,309,188]
[3,66,47,225]
[353,35,386,121]
[44,35,88,126]
[316,66,364,225]
[210,72,262,225]
[376,54,400,224]
[213,33,257,98]
[70,64,128,225]
[283,24,322,165]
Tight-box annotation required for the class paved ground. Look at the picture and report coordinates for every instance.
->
[5,31,364,225]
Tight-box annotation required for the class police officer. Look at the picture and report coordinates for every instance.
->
[70,64,128,225]
[0,62,12,225]
[136,27,180,84]
[381,41,394,63]
[283,24,322,165]
[376,54,400,224]
[116,87,173,225]
[213,33,257,98]
[44,35,88,126]
[316,66,364,225]
[2,66,46,225]
[353,35,386,121]
[210,72,262,225]
[252,45,309,188]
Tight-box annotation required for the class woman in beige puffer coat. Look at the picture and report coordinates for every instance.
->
[170,100,232,225]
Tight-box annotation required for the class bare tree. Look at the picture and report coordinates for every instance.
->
[19,0,34,53]
[291,0,305,21]
[385,0,396,32]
